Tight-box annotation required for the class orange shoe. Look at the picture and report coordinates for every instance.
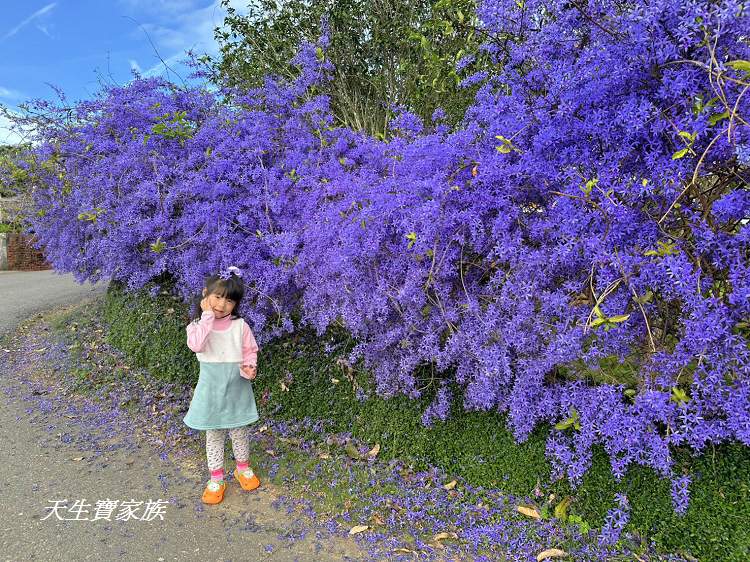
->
[201,479,227,504]
[234,467,261,491]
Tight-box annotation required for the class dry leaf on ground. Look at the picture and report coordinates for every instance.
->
[536,548,567,561]
[517,505,541,519]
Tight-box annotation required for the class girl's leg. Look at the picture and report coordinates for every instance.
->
[228,425,251,471]
[205,429,228,481]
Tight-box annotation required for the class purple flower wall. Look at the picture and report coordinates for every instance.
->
[23,1,750,512]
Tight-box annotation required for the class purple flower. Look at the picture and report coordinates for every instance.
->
[671,475,691,515]
[598,494,630,546]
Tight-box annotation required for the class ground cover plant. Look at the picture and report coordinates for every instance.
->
[11,0,750,547]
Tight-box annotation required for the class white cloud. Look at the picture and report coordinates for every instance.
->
[0,87,24,101]
[142,52,187,79]
[35,23,54,39]
[2,3,57,41]
[127,0,251,60]
[119,0,252,81]
[129,59,143,73]
[119,0,205,16]
[0,111,31,145]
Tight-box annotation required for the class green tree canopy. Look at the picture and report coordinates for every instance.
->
[0,144,31,199]
[209,0,486,135]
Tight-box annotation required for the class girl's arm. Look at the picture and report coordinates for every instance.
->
[186,311,215,352]
[241,321,259,367]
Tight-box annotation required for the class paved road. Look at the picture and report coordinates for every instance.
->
[0,271,365,562]
[0,270,107,334]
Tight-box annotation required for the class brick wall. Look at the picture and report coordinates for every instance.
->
[6,233,51,271]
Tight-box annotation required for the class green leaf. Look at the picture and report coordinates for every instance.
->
[727,60,750,73]
[678,131,696,142]
[583,177,598,195]
[495,135,514,154]
[608,314,630,323]
[657,240,679,255]
[554,496,573,521]
[150,237,166,254]
[555,408,579,431]
[569,514,591,535]
[670,387,690,405]
[646,240,679,257]
[406,232,417,249]
[590,317,608,328]
[708,111,730,126]
[634,290,654,304]
[672,148,690,160]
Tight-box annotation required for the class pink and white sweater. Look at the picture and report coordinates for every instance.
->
[186,311,259,367]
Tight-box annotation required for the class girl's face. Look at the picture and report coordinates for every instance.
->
[203,288,236,319]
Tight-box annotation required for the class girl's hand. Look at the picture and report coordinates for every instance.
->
[240,365,257,380]
[200,294,212,313]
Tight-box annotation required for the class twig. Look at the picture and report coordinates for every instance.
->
[584,278,622,334]
[123,16,186,87]
[614,247,656,352]
[658,125,729,224]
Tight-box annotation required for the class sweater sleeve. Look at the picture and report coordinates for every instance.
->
[241,321,259,367]
[186,311,215,352]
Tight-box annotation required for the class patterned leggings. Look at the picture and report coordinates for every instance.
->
[205,426,251,471]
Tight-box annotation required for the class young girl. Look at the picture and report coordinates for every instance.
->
[183,266,261,505]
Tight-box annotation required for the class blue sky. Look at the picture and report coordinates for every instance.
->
[0,0,248,144]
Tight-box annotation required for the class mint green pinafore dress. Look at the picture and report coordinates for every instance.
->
[183,318,259,430]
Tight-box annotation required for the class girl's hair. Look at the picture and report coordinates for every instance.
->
[191,273,245,321]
